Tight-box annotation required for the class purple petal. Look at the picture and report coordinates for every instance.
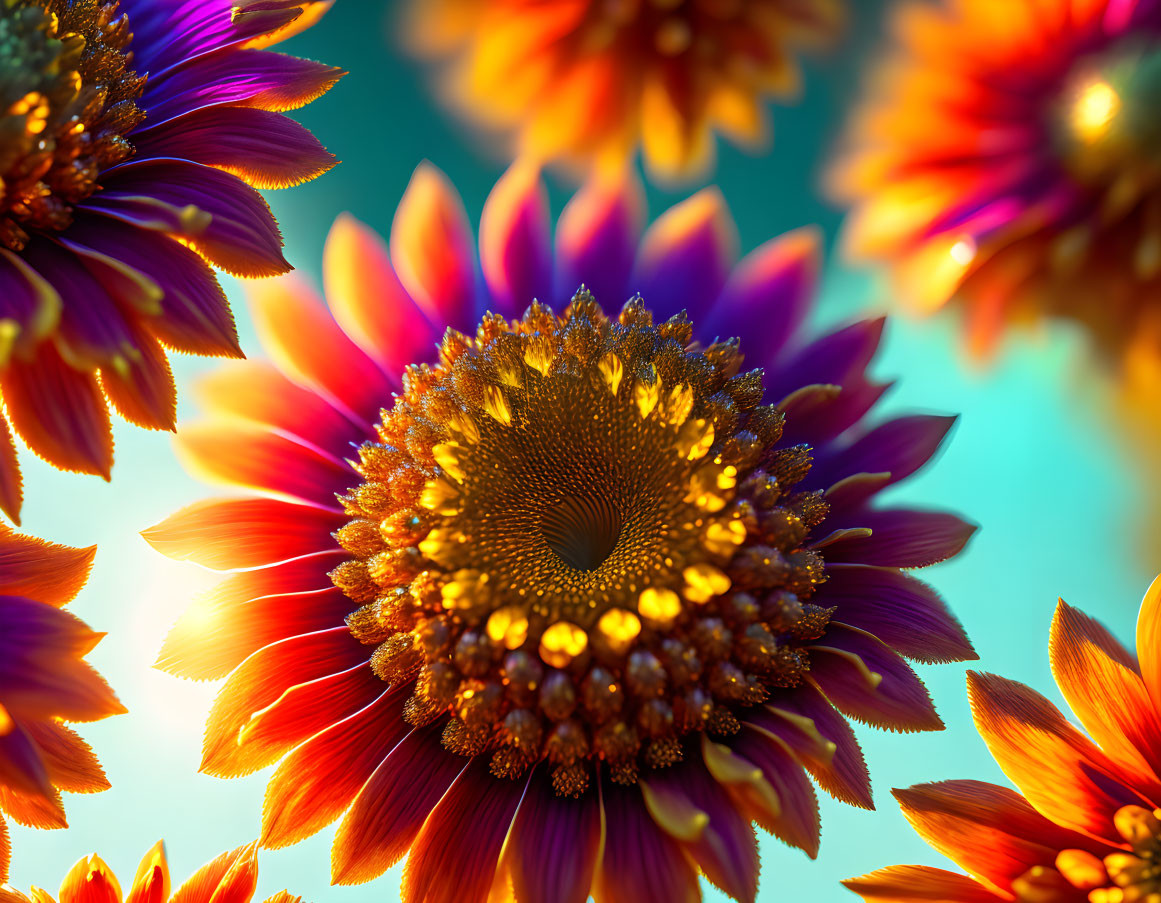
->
[403,757,525,903]
[67,215,241,358]
[98,329,178,432]
[596,781,701,903]
[759,683,873,809]
[134,106,336,190]
[730,726,820,857]
[809,415,958,492]
[508,771,602,903]
[781,375,892,449]
[630,187,739,323]
[0,597,100,658]
[0,251,60,364]
[820,509,978,568]
[0,718,54,802]
[479,164,553,316]
[808,623,943,732]
[333,724,468,885]
[87,159,289,277]
[140,48,344,123]
[815,564,976,664]
[703,226,820,355]
[554,173,644,309]
[762,318,885,404]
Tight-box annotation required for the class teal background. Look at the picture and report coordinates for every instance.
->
[7,1,1156,900]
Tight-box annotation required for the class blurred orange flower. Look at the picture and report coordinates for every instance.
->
[846,575,1161,902]
[0,841,298,903]
[407,0,842,181]
[0,526,122,883]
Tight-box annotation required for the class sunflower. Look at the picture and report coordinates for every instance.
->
[1,840,300,903]
[831,0,1161,359]
[845,575,1161,903]
[406,0,842,181]
[0,524,122,883]
[0,0,341,524]
[144,162,977,903]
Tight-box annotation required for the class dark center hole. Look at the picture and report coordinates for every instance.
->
[541,494,624,571]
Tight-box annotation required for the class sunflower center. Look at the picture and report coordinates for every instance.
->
[0,0,145,251]
[332,290,836,796]
[1057,40,1161,184]
[541,494,624,572]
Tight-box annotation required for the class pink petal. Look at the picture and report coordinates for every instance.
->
[479,162,552,315]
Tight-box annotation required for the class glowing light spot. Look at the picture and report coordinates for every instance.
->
[598,351,624,395]
[483,384,512,425]
[1072,79,1120,143]
[486,605,529,649]
[539,621,588,667]
[597,607,641,652]
[683,563,731,603]
[704,519,746,556]
[638,586,682,623]
[0,703,12,734]
[949,238,976,266]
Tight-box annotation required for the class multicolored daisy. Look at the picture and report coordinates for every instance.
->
[0,0,341,523]
[831,0,1161,359]
[145,161,976,903]
[406,0,842,181]
[0,524,122,883]
[1,841,300,903]
[845,575,1161,903]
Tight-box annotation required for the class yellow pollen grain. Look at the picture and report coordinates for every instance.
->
[598,351,624,395]
[524,335,555,376]
[635,378,660,419]
[420,477,460,515]
[597,607,641,652]
[432,441,466,482]
[683,563,731,603]
[539,621,588,668]
[441,569,488,610]
[483,384,512,425]
[638,587,682,624]
[486,606,530,649]
[704,519,746,556]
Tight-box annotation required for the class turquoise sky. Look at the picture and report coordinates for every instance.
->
[7,1,1157,900]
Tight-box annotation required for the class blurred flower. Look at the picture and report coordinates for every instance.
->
[0,525,122,883]
[145,161,975,903]
[0,0,342,524]
[406,0,842,181]
[0,840,299,903]
[831,0,1161,359]
[845,575,1161,903]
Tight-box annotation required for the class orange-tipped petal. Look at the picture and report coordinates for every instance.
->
[0,719,53,803]
[967,671,1140,843]
[323,214,436,379]
[843,865,1002,901]
[20,723,108,795]
[554,169,644,307]
[0,526,94,606]
[1137,574,1161,718]
[1050,599,1161,792]
[389,162,477,329]
[0,781,66,830]
[170,845,255,903]
[125,842,169,903]
[478,162,552,315]
[58,855,121,903]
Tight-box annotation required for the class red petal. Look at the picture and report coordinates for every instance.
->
[843,865,1002,901]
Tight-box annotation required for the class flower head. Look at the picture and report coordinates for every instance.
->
[0,524,122,883]
[145,162,976,903]
[831,0,1161,358]
[1,841,299,903]
[0,0,341,523]
[407,0,842,181]
[845,575,1161,903]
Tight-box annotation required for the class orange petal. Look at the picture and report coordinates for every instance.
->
[97,330,176,433]
[1050,600,1161,793]
[967,671,1141,843]
[0,526,94,606]
[323,214,435,379]
[843,865,1002,901]
[170,845,256,903]
[0,782,66,830]
[0,413,22,525]
[58,855,121,903]
[0,814,8,883]
[125,842,169,903]
[21,722,108,795]
[389,162,477,329]
[1136,574,1161,719]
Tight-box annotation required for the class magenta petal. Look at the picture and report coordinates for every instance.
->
[704,226,820,355]
[141,48,344,122]
[88,159,289,277]
[508,773,602,903]
[821,509,978,568]
[596,781,700,903]
[554,173,644,308]
[809,415,958,491]
[631,187,739,323]
[809,623,943,732]
[730,727,820,857]
[403,757,525,903]
[815,564,976,664]
[134,106,336,190]
[479,163,553,315]
[333,724,468,886]
[647,758,760,903]
[760,683,873,809]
